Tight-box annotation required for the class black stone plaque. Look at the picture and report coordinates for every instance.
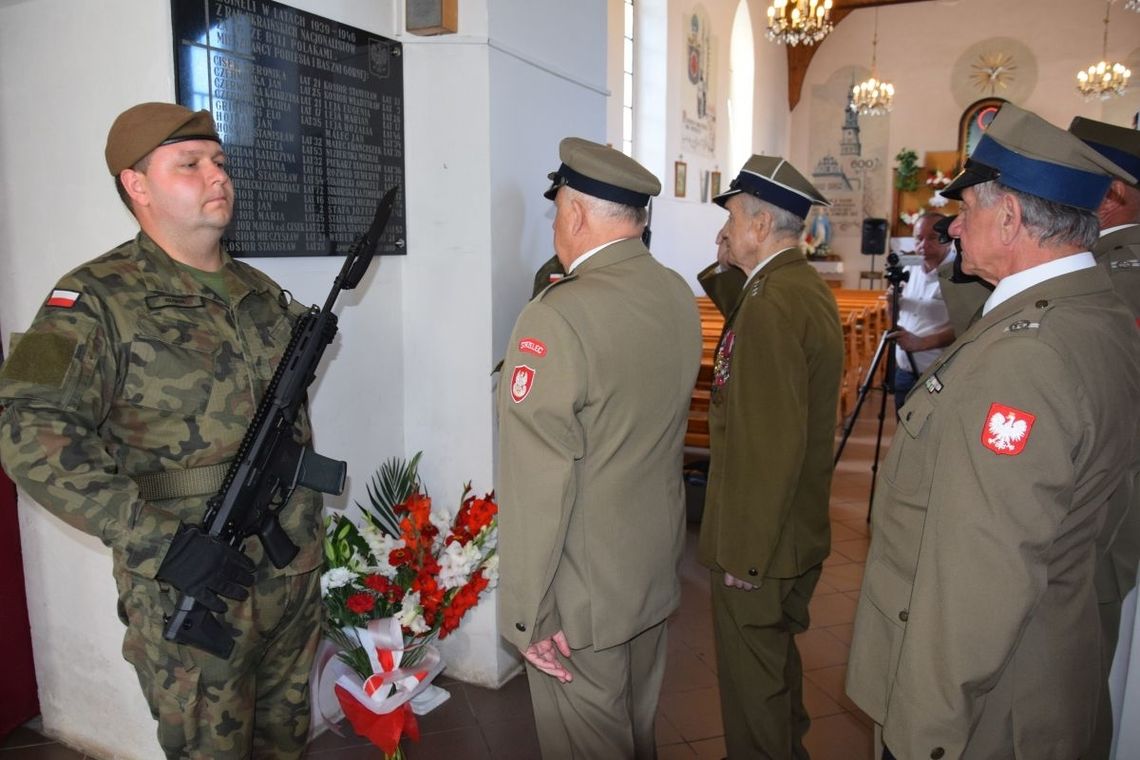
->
[172,0,405,257]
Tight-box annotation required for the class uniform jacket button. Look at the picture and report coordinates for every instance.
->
[930,748,945,759]
[747,568,758,576]
[898,610,909,622]
[515,622,526,632]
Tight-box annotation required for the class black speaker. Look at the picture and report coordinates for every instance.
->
[861,218,888,255]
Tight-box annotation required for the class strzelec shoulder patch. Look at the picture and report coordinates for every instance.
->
[0,333,78,387]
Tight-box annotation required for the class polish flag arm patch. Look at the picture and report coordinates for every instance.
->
[46,289,81,308]
[981,403,1036,455]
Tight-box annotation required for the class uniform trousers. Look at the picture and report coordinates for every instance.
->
[526,619,668,759]
[117,568,322,760]
[712,565,822,760]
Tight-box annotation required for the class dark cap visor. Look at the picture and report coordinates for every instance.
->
[941,160,1001,200]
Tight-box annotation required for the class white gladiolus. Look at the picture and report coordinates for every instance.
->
[359,519,406,579]
[483,553,499,587]
[397,591,429,634]
[438,540,482,589]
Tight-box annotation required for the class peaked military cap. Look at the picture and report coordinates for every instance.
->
[713,155,829,218]
[942,103,1132,211]
[105,102,221,175]
[544,137,661,206]
[1069,116,1140,188]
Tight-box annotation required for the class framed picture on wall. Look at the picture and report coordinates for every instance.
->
[958,97,1006,170]
[675,160,687,198]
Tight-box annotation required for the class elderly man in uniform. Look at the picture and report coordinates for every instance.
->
[497,137,701,759]
[845,103,1140,760]
[1069,115,1140,759]
[0,103,324,758]
[697,156,844,758]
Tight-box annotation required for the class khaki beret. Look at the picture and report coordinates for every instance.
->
[1069,116,1140,188]
[543,137,661,206]
[105,102,220,175]
[713,155,829,217]
[942,103,1131,211]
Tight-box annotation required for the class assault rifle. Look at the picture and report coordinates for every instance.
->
[163,186,399,658]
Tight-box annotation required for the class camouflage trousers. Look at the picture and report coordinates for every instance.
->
[116,566,322,759]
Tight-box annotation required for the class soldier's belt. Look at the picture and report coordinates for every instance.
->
[132,462,231,501]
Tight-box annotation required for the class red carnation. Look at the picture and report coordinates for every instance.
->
[346,592,375,615]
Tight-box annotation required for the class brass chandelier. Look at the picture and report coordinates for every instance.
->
[766,0,834,46]
[1076,1,1131,99]
[851,10,894,116]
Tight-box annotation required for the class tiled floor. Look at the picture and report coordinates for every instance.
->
[2,407,892,760]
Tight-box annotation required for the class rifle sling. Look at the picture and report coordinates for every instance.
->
[132,462,231,501]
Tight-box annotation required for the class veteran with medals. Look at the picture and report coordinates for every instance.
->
[697,156,844,758]
[497,137,701,759]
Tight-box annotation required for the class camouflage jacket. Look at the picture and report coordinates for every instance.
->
[0,233,322,579]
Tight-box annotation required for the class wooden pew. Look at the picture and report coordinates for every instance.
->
[685,289,888,449]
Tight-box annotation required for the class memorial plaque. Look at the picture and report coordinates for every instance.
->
[171,0,406,257]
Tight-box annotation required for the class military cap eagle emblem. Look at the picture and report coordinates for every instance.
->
[982,402,1035,456]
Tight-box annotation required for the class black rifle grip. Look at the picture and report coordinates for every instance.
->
[258,511,300,569]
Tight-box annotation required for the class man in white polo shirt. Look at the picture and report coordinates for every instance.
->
[891,212,956,410]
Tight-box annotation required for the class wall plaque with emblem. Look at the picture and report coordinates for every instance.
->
[171,0,406,257]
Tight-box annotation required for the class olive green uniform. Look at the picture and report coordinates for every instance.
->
[0,233,323,759]
[1090,223,1140,759]
[697,249,844,758]
[498,238,701,759]
[846,264,1140,759]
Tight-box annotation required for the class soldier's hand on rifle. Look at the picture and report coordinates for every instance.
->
[157,523,256,613]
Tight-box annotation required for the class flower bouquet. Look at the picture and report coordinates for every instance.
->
[316,453,499,758]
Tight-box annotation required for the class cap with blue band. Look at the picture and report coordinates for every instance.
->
[966,134,1111,211]
[942,103,1131,210]
[1068,116,1140,188]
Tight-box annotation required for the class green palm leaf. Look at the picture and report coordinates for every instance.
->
[358,451,423,538]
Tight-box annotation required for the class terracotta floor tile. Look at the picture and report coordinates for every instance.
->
[797,627,851,671]
[803,710,874,760]
[821,561,865,593]
[657,685,724,742]
[822,623,855,646]
[802,672,845,718]
[804,664,860,714]
[661,641,719,694]
[808,592,859,628]
[656,713,685,746]
[839,517,870,537]
[690,735,728,759]
[479,717,542,760]
[832,537,870,563]
[403,726,492,759]
[658,743,698,759]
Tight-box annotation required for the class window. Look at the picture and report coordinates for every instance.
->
[728,0,754,174]
[622,0,634,156]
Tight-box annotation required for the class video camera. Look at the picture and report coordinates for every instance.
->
[883,252,909,288]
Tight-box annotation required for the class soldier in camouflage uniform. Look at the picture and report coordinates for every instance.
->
[0,102,323,759]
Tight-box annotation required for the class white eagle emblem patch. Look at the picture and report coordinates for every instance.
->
[981,402,1036,456]
[510,365,536,404]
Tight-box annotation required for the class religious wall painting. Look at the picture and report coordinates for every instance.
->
[808,65,889,239]
[681,5,716,156]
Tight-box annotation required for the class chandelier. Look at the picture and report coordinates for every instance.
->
[1076,1,1131,99]
[766,0,834,46]
[1124,0,1139,12]
[851,10,894,116]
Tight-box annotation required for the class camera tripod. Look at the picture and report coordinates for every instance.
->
[833,254,915,515]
